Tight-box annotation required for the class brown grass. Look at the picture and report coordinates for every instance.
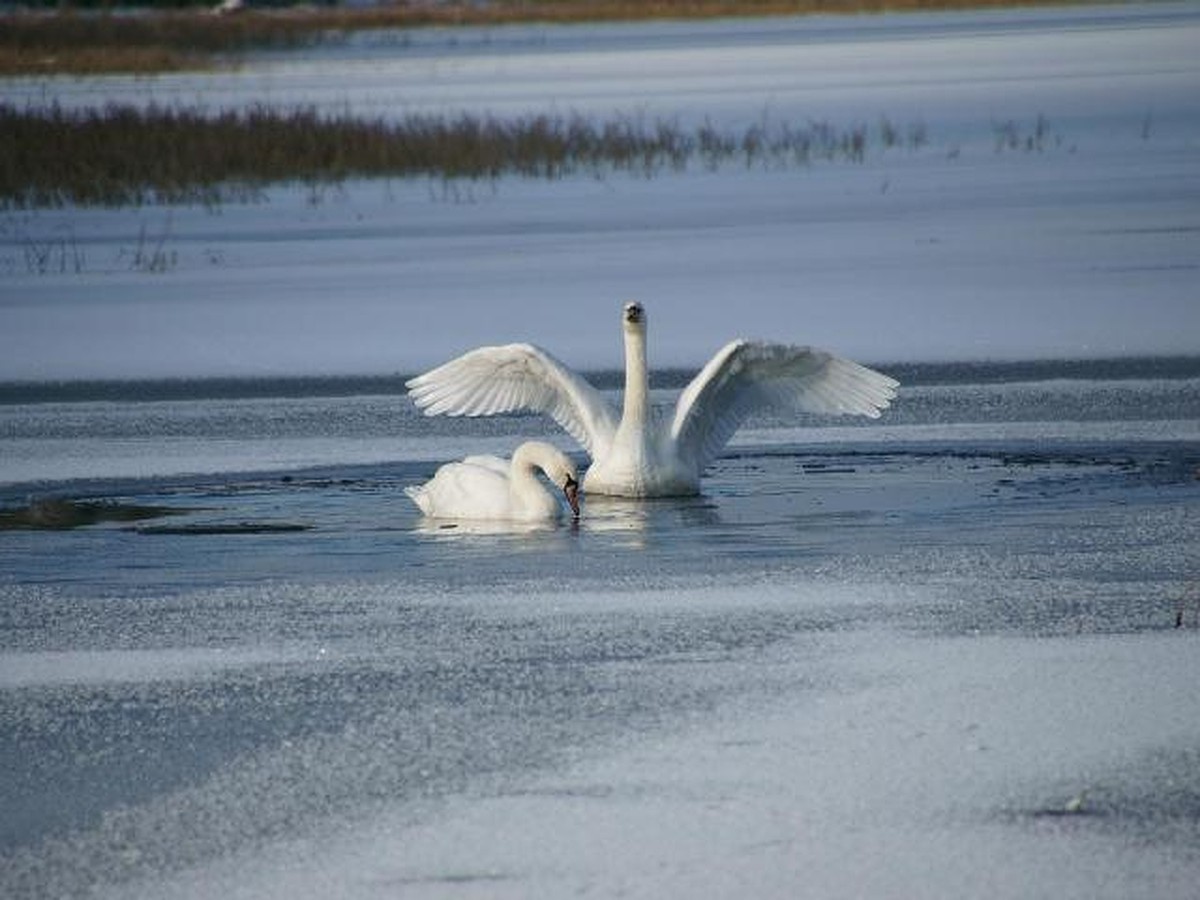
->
[1,102,901,208]
[2,0,1088,75]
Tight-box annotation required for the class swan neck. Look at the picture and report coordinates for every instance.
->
[510,442,559,491]
[622,325,650,426]
[510,443,543,484]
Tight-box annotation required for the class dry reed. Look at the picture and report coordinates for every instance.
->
[0,102,900,208]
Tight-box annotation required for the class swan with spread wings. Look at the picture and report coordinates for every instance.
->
[407,302,898,497]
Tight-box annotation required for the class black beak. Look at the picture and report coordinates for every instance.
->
[563,476,580,518]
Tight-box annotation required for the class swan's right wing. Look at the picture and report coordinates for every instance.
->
[671,341,899,473]
[406,343,618,460]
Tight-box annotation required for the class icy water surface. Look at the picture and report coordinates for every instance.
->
[3,3,1199,892]
[1,360,1199,898]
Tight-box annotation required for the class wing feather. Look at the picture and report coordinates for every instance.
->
[671,341,899,472]
[406,343,619,460]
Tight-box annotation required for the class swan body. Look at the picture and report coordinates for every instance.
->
[405,441,580,521]
[407,303,898,497]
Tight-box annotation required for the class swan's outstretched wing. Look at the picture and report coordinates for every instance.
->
[670,341,899,473]
[406,343,619,460]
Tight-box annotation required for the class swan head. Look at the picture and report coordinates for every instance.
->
[623,301,645,333]
[562,473,580,518]
[516,441,581,519]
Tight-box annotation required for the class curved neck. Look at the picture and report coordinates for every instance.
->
[621,325,650,428]
[510,441,560,491]
[510,442,546,485]
[508,442,567,516]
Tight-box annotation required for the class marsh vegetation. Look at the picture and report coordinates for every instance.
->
[1,103,940,208]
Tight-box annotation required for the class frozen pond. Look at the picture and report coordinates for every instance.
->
[2,2,1199,377]
[2,361,1200,899]
[3,4,1200,898]
[8,2,1200,137]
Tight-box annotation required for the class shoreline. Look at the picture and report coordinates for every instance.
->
[1,0,1102,76]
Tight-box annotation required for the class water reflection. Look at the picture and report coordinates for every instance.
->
[410,517,570,539]
[405,492,726,553]
[570,493,723,550]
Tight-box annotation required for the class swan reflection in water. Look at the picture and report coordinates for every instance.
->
[409,485,722,551]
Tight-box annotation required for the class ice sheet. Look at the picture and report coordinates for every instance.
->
[2,3,1199,379]
[3,8,1200,898]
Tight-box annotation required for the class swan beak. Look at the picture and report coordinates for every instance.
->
[563,476,581,518]
[623,302,644,325]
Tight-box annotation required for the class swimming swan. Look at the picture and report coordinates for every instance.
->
[405,440,581,521]
[407,303,898,497]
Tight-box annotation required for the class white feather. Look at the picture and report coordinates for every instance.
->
[670,341,898,474]
[407,306,898,497]
[405,343,618,459]
[405,441,580,522]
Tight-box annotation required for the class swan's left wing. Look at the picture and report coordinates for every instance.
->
[670,341,899,473]
[406,343,619,460]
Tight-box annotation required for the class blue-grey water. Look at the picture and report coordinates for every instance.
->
[1,358,1199,898]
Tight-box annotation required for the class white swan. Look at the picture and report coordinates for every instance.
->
[407,302,898,497]
[405,441,580,521]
